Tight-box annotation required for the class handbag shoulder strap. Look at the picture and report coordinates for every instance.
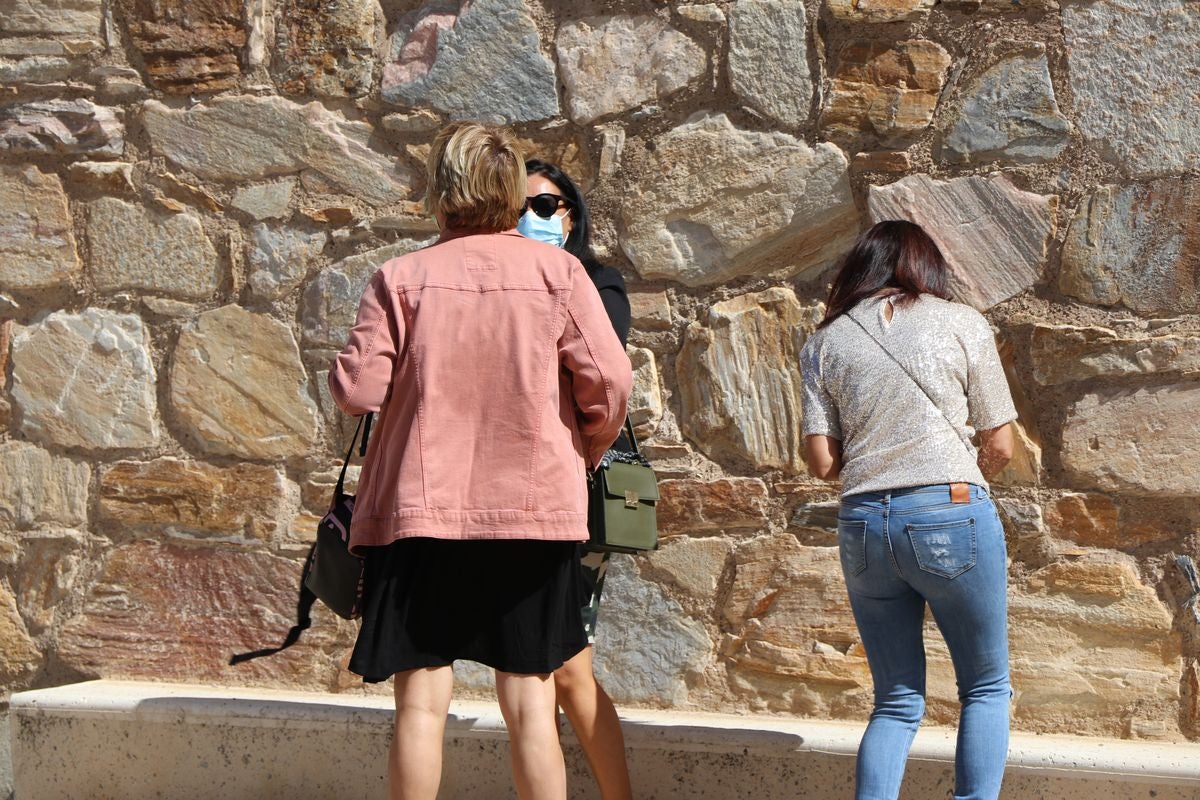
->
[334,412,373,501]
[844,310,975,457]
[622,416,641,456]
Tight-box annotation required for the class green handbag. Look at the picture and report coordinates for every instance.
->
[586,418,659,554]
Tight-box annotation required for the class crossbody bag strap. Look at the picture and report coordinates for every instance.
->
[333,412,373,501]
[622,416,641,456]
[845,311,976,458]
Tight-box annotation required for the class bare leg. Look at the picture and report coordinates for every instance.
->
[554,646,632,800]
[495,670,567,800]
[390,666,454,800]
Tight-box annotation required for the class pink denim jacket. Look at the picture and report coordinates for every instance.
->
[329,228,632,551]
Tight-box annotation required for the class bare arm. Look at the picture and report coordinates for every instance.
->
[977,423,1014,479]
[805,434,843,481]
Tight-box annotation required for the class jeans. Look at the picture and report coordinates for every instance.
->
[838,484,1010,800]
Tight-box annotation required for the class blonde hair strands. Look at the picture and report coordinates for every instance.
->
[426,121,526,231]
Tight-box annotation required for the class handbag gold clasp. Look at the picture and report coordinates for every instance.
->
[624,490,638,508]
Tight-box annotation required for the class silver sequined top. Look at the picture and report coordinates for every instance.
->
[800,295,1017,497]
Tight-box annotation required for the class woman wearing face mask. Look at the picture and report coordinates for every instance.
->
[519,159,633,800]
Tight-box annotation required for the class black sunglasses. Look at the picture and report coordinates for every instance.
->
[525,193,572,219]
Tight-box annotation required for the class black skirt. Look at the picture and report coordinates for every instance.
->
[349,537,588,682]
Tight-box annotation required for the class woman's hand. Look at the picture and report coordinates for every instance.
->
[804,434,843,481]
[977,423,1014,479]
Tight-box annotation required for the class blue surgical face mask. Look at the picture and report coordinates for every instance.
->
[517,210,566,248]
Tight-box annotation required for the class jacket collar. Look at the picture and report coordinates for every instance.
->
[436,227,521,244]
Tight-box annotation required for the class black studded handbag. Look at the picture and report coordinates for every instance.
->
[230,414,371,665]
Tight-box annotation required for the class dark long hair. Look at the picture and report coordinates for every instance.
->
[524,159,599,270]
[820,220,952,328]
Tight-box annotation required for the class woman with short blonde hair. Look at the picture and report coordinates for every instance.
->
[425,121,525,230]
[330,121,632,800]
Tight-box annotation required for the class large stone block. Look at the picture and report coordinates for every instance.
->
[302,239,430,348]
[657,478,771,537]
[1009,555,1181,735]
[592,556,712,705]
[942,50,1070,164]
[86,198,221,300]
[825,0,934,22]
[382,0,559,124]
[942,0,1057,9]
[231,179,295,221]
[1061,383,1200,496]
[246,225,327,301]
[1030,324,1200,385]
[56,540,352,687]
[0,99,123,157]
[0,441,89,529]
[628,291,672,331]
[643,536,733,603]
[679,288,823,473]
[0,0,102,36]
[142,96,412,207]
[115,0,246,93]
[619,113,857,287]
[822,40,950,144]
[11,310,159,451]
[0,164,80,291]
[100,459,291,540]
[13,529,92,633]
[729,0,812,127]
[273,0,378,97]
[1063,0,1200,177]
[628,347,663,431]
[169,305,319,460]
[0,582,40,685]
[724,534,870,714]
[868,173,1057,310]
[1058,179,1200,313]
[557,15,704,125]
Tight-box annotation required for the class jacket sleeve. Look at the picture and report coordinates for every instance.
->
[560,264,633,469]
[328,269,403,416]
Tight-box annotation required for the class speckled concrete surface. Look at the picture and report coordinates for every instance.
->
[11,681,1200,799]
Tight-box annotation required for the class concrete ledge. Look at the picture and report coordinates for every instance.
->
[12,680,1200,799]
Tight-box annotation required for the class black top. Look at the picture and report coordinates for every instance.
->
[586,260,632,451]
[585,260,630,347]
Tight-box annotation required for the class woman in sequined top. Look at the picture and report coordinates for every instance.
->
[800,220,1017,800]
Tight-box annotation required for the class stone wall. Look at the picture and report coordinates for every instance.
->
[1,0,1199,763]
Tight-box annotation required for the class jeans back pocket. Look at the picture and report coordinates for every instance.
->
[906,518,976,579]
[837,519,868,577]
